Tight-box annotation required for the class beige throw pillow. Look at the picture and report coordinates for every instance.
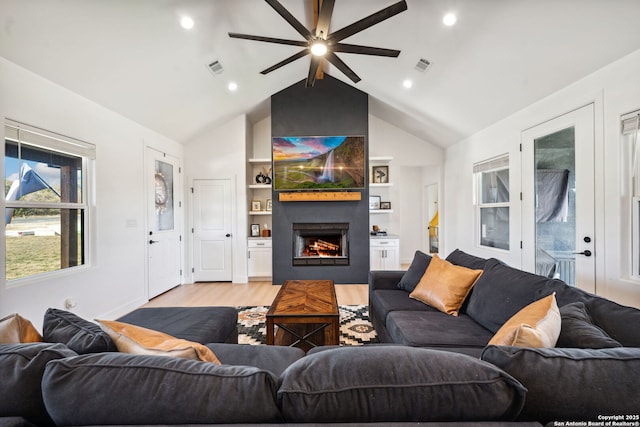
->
[488,293,561,348]
[0,313,44,343]
[409,254,483,316]
[97,319,221,364]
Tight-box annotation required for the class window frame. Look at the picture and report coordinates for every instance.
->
[4,119,95,285]
[473,154,510,251]
[622,111,640,279]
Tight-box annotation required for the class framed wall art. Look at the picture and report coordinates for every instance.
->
[372,165,389,184]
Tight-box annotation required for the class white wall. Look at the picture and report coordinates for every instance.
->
[0,58,184,325]
[369,115,444,263]
[443,48,640,308]
[183,115,248,283]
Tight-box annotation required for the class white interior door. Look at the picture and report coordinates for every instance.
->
[192,179,233,282]
[146,148,182,298]
[522,104,595,292]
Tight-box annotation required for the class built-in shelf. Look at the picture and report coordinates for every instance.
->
[369,209,394,214]
[369,156,393,162]
[370,183,393,188]
[250,211,272,216]
[249,184,271,189]
[249,158,271,163]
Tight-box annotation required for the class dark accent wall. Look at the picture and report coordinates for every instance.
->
[271,75,369,284]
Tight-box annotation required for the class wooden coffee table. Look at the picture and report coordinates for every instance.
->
[266,279,339,351]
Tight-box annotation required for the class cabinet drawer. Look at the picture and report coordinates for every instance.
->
[248,239,272,248]
[370,238,399,247]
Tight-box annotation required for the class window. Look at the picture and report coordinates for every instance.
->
[474,155,509,250]
[4,120,95,281]
[622,111,640,277]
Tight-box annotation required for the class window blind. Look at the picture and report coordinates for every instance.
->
[473,154,509,173]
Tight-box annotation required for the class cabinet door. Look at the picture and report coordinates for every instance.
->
[248,248,272,277]
[370,248,384,271]
[382,247,400,270]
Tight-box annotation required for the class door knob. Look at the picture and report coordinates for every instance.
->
[226,233,231,237]
[574,250,592,257]
[149,240,159,244]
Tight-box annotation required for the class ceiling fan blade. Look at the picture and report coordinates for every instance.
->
[228,33,308,47]
[328,0,408,43]
[326,52,361,83]
[306,56,322,87]
[334,43,400,57]
[315,0,335,38]
[260,49,310,75]
[265,0,313,41]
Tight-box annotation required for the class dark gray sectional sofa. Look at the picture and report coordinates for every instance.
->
[369,249,640,423]
[2,303,540,426]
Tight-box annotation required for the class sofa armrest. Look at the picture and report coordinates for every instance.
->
[368,270,405,291]
[481,345,640,424]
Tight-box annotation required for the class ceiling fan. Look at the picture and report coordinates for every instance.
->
[229,0,408,87]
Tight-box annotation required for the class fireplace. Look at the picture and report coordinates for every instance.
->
[293,223,349,266]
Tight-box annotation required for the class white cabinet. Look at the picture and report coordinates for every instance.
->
[248,239,272,278]
[370,237,400,270]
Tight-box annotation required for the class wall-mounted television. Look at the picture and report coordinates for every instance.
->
[272,135,366,191]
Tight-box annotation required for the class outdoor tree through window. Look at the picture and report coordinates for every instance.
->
[4,121,94,281]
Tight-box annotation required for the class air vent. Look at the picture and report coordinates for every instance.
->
[207,60,224,76]
[415,58,431,72]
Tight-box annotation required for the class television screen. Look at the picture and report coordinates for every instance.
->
[272,135,366,191]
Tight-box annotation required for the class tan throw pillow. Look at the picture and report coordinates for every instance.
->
[488,293,561,348]
[0,313,44,343]
[97,319,221,364]
[409,254,483,316]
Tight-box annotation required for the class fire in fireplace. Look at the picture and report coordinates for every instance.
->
[293,223,349,266]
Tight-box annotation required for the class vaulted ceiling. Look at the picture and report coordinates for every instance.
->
[1,0,639,147]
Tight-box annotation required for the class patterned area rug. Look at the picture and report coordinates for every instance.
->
[236,305,378,346]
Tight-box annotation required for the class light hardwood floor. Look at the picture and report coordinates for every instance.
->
[142,281,370,308]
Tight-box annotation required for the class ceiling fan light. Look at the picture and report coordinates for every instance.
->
[310,41,328,56]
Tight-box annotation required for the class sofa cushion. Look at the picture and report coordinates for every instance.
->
[410,254,482,316]
[557,302,622,348]
[397,250,432,292]
[116,306,238,344]
[488,293,560,348]
[43,308,116,354]
[0,343,77,425]
[445,248,488,270]
[206,343,305,376]
[371,289,435,320]
[42,352,282,425]
[482,345,640,423]
[278,346,526,423]
[385,310,493,356]
[465,258,556,333]
[0,313,43,343]
[97,319,221,364]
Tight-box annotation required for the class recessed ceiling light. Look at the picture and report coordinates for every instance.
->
[443,13,457,27]
[180,16,194,30]
[228,82,238,92]
[403,79,413,89]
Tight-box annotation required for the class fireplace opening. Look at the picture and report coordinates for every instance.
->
[293,223,349,266]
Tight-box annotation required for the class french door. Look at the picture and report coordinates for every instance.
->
[521,104,595,293]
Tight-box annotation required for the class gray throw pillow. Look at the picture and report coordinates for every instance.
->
[43,308,116,354]
[557,302,622,348]
[397,250,432,292]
